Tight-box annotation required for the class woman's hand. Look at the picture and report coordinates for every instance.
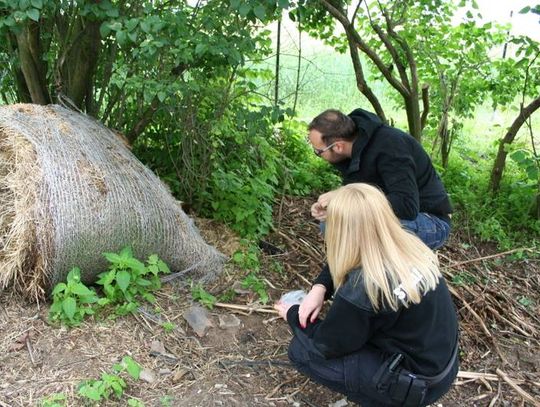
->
[310,191,337,220]
[274,301,292,321]
[298,284,326,328]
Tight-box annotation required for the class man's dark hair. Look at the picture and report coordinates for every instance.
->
[308,109,357,144]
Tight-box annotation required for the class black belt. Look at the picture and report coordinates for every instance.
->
[408,339,459,387]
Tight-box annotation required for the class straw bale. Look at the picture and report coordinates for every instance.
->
[0,104,225,300]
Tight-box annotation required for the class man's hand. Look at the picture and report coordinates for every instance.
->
[311,191,337,220]
[298,284,326,328]
[274,301,292,321]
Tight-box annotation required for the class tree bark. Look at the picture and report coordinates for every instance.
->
[489,95,540,193]
[404,92,422,142]
[15,22,50,104]
[346,32,387,122]
[274,18,281,106]
[420,84,429,130]
[126,97,161,143]
[64,19,102,109]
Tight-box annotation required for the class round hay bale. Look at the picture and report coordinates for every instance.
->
[0,104,226,301]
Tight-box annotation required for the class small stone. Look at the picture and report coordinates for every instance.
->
[140,368,157,383]
[159,368,172,375]
[183,305,213,337]
[172,368,189,383]
[150,340,166,354]
[232,281,251,295]
[328,398,348,407]
[218,314,241,329]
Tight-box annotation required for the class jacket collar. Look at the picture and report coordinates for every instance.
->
[334,108,384,175]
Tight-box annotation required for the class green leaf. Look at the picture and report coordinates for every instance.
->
[195,43,208,55]
[62,297,77,321]
[67,267,81,282]
[140,20,151,33]
[238,3,250,16]
[96,270,116,286]
[136,278,152,286]
[125,19,138,32]
[51,282,67,295]
[104,252,123,264]
[116,270,131,292]
[26,8,39,21]
[157,91,166,102]
[100,22,112,38]
[253,4,266,20]
[79,382,102,401]
[80,294,99,304]
[71,283,94,297]
[116,30,127,46]
[120,246,133,258]
[278,0,289,8]
[123,356,142,379]
[125,258,146,274]
[519,6,531,14]
[30,0,42,8]
[106,7,119,17]
[97,298,110,306]
[157,260,170,274]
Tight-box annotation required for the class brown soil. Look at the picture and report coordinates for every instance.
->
[1,195,539,406]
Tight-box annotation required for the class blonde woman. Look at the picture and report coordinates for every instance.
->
[274,183,458,407]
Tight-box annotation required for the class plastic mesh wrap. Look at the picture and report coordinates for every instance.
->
[0,104,225,300]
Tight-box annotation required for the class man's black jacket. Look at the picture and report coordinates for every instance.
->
[333,108,452,220]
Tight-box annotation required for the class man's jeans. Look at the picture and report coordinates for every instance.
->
[320,212,450,250]
[399,213,450,250]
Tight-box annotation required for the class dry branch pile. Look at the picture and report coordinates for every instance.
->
[267,196,540,405]
[0,104,225,300]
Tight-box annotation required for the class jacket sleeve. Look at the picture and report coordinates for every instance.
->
[313,264,334,300]
[376,147,419,220]
[286,294,373,359]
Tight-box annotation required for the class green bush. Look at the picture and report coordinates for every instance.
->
[443,145,539,249]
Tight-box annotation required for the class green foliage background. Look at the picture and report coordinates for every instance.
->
[0,0,538,247]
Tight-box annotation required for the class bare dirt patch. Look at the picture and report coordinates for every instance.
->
[1,196,539,406]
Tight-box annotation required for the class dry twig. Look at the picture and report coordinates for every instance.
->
[496,368,540,406]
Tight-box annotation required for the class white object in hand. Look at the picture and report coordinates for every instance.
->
[280,290,307,306]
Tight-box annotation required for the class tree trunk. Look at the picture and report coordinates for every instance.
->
[404,92,422,142]
[489,95,540,193]
[64,19,102,109]
[274,18,281,106]
[292,17,302,115]
[15,22,50,104]
[347,34,387,122]
[438,110,450,168]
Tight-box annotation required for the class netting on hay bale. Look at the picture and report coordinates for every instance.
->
[0,104,226,301]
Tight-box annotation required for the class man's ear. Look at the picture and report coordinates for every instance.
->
[334,140,346,154]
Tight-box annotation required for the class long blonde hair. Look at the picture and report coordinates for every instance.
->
[325,183,441,311]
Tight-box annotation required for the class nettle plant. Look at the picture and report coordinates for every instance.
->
[49,268,100,326]
[48,248,171,327]
[78,356,142,405]
[96,247,171,315]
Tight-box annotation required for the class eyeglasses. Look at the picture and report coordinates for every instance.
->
[313,141,337,157]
